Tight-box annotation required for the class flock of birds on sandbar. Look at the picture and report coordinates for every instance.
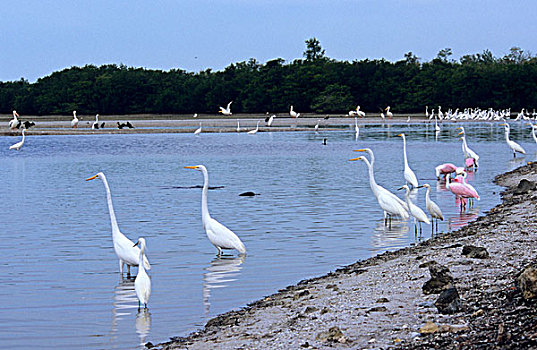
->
[5,104,537,310]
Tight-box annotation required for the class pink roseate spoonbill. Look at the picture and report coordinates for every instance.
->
[398,185,430,234]
[349,156,409,226]
[457,127,479,168]
[446,172,479,211]
[465,157,476,171]
[418,184,444,233]
[456,169,480,206]
[435,163,457,180]
[397,133,419,188]
[500,123,526,157]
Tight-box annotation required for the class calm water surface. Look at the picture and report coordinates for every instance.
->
[1,122,535,348]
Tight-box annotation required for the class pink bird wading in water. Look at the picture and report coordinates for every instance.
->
[446,171,479,211]
[435,163,457,180]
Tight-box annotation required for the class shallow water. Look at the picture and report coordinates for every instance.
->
[0,121,535,348]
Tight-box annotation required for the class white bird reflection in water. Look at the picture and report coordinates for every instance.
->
[370,219,410,254]
[203,256,245,316]
[135,309,152,347]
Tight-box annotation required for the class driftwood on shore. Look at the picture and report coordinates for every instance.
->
[155,162,537,350]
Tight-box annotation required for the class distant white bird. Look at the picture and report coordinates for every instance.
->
[289,105,300,118]
[194,122,202,135]
[500,123,526,157]
[356,106,365,118]
[9,129,26,150]
[86,172,151,275]
[418,184,444,231]
[133,237,151,310]
[184,165,246,255]
[397,133,419,188]
[425,106,429,119]
[71,110,79,128]
[236,119,240,133]
[266,114,275,127]
[531,124,537,144]
[248,120,260,134]
[385,106,393,118]
[9,110,19,130]
[399,185,430,233]
[407,116,411,123]
[314,120,320,133]
[354,117,359,139]
[434,116,440,132]
[219,101,233,116]
[92,114,100,130]
[193,113,198,118]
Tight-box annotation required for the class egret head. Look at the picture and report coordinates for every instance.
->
[86,172,105,181]
[397,184,410,192]
[348,156,366,162]
[185,165,205,172]
[417,184,431,189]
[133,237,147,252]
[397,133,404,137]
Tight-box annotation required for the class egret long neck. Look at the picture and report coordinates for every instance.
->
[363,158,380,198]
[402,136,409,167]
[138,248,146,274]
[504,127,510,142]
[101,176,121,235]
[201,168,211,224]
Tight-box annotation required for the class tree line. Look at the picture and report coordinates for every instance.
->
[1,39,536,115]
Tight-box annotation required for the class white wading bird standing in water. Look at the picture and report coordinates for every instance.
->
[9,129,26,150]
[185,165,246,256]
[134,237,151,310]
[86,172,151,275]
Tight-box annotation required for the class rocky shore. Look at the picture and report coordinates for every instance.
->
[153,162,537,350]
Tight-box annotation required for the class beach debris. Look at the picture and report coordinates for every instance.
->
[517,264,537,300]
[435,287,461,314]
[419,321,469,334]
[316,326,347,343]
[422,262,454,295]
[514,179,535,195]
[419,321,439,334]
[376,297,389,303]
[367,306,387,313]
[462,245,490,259]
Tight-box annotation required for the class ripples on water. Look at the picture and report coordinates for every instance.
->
[0,122,535,348]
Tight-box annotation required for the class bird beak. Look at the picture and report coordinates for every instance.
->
[457,131,464,135]
[417,185,426,188]
[184,166,199,169]
[397,186,405,190]
[86,175,98,181]
[353,149,366,152]
[348,157,361,161]
[500,123,507,126]
[133,241,139,247]
[397,133,402,137]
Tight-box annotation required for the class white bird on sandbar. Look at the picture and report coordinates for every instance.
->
[9,129,26,150]
[397,133,419,188]
[133,237,151,310]
[184,165,246,256]
[92,114,100,130]
[356,106,365,118]
[71,110,79,128]
[248,120,260,134]
[349,155,409,225]
[385,106,393,118]
[9,110,19,130]
[86,172,151,275]
[194,122,202,135]
[219,101,233,116]
[399,185,430,233]
[500,123,526,157]
[289,105,300,118]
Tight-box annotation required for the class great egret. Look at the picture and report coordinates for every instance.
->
[86,172,151,274]
[500,123,526,157]
[219,101,233,116]
[354,148,409,210]
[289,106,300,118]
[385,106,393,118]
[418,184,444,231]
[236,119,240,133]
[354,118,359,139]
[265,114,275,127]
[356,106,365,118]
[133,238,151,310]
[248,121,260,134]
[434,116,440,132]
[71,111,79,128]
[92,114,100,130]
[9,110,19,130]
[349,156,409,224]
[398,185,430,233]
[397,133,419,188]
[9,129,26,150]
[194,122,202,135]
[314,120,320,133]
[184,165,246,256]
[457,127,480,166]
[193,113,198,118]
[531,124,537,144]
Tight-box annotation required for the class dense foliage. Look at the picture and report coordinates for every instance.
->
[1,41,536,115]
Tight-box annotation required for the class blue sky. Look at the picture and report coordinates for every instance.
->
[2,0,536,82]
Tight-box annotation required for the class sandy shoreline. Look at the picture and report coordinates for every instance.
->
[0,114,479,136]
[151,162,537,349]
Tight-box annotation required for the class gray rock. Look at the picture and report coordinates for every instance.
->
[462,245,490,259]
[517,264,537,300]
[435,287,461,314]
[422,262,454,295]
[514,179,535,194]
[316,326,347,343]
